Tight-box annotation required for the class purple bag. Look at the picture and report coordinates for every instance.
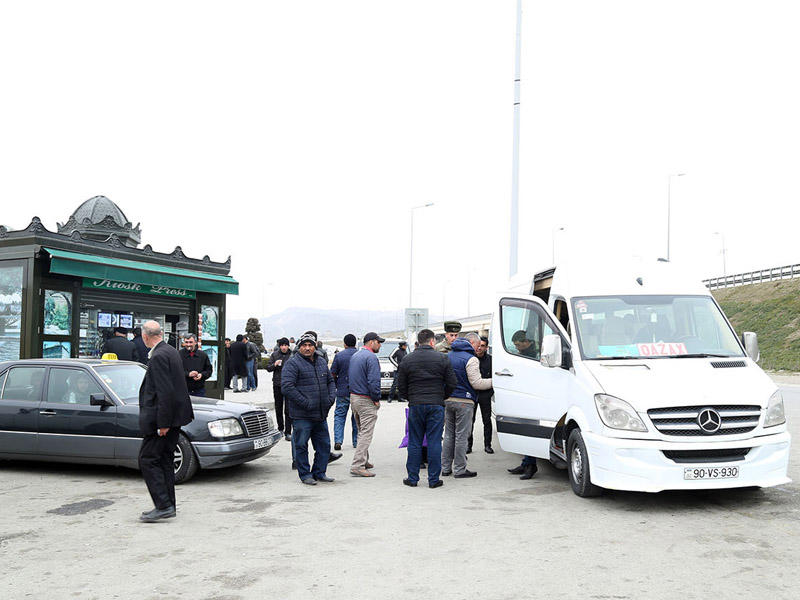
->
[399,407,427,448]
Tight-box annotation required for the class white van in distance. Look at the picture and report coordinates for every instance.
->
[492,260,790,497]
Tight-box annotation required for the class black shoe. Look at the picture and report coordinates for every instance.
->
[466,448,472,454]
[420,462,427,469]
[520,464,538,480]
[485,446,494,454]
[441,470,452,476]
[314,475,335,483]
[508,465,525,475]
[329,452,342,462]
[233,389,241,393]
[301,478,317,485]
[139,506,176,522]
[291,460,297,470]
[429,480,444,489]
[454,470,477,479]
[403,478,417,487]
[334,443,341,451]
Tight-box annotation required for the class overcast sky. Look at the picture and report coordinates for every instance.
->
[2,1,799,320]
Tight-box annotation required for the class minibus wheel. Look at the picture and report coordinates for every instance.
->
[567,429,602,497]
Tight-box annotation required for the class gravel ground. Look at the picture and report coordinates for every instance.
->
[1,372,798,599]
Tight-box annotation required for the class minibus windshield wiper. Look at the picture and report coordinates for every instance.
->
[669,353,733,359]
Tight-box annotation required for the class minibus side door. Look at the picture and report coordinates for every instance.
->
[492,295,571,459]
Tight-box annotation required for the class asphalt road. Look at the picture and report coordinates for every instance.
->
[1,380,798,600]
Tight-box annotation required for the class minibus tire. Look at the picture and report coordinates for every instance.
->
[567,429,602,497]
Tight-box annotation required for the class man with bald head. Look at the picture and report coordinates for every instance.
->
[138,320,195,522]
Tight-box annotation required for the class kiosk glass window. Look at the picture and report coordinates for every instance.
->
[43,341,71,358]
[44,290,72,335]
[200,306,219,341]
[0,265,23,362]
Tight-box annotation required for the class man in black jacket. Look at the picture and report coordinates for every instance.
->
[397,328,457,489]
[468,336,494,454]
[266,337,293,439]
[132,327,149,366]
[179,334,213,397]
[102,327,140,361]
[229,334,249,392]
[138,320,195,522]
[281,333,336,485]
[224,338,232,389]
[387,341,407,402]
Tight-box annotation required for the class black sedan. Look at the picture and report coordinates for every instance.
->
[0,359,282,482]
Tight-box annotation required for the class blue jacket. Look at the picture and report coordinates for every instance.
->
[330,347,357,397]
[348,347,381,401]
[281,352,336,421]
[448,338,477,401]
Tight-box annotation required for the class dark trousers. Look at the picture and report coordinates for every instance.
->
[273,385,292,434]
[189,387,206,397]
[139,428,180,510]
[224,362,232,387]
[388,372,399,399]
[468,394,493,450]
[406,404,445,485]
[291,419,331,481]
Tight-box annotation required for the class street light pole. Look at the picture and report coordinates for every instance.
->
[409,202,434,307]
[552,226,564,265]
[509,0,522,278]
[713,231,727,276]
[666,173,685,261]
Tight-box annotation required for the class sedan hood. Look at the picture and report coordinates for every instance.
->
[190,396,265,418]
[583,358,776,411]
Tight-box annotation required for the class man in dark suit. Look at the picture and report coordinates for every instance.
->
[102,327,140,361]
[138,320,195,522]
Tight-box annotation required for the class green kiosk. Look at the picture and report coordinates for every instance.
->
[0,196,238,399]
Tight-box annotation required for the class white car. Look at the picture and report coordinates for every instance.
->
[492,259,790,497]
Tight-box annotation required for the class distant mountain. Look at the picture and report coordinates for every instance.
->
[227,307,450,345]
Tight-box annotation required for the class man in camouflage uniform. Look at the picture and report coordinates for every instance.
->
[435,321,462,354]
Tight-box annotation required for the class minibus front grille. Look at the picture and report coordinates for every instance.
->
[710,360,747,369]
[662,448,750,463]
[647,405,761,436]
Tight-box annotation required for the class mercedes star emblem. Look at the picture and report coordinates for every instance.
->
[697,408,722,434]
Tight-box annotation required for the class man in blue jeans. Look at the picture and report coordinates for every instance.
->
[281,333,337,485]
[396,329,457,488]
[244,335,259,391]
[330,334,359,451]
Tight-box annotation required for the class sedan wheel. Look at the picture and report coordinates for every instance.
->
[173,434,199,483]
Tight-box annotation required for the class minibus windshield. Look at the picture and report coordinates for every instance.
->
[571,295,744,360]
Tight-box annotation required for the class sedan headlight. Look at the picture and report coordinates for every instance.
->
[594,394,648,432]
[208,418,244,438]
[764,390,786,427]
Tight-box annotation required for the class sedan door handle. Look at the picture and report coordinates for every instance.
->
[494,369,514,377]
[39,410,57,416]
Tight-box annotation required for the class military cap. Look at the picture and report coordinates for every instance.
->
[443,321,462,333]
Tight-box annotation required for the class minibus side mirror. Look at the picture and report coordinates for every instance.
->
[540,335,563,368]
[742,332,760,362]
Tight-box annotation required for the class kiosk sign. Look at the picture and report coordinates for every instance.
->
[83,278,196,299]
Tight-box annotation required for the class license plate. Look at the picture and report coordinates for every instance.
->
[253,438,268,450]
[683,466,739,480]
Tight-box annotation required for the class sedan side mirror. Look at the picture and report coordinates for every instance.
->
[540,335,563,368]
[90,393,112,407]
[742,332,760,362]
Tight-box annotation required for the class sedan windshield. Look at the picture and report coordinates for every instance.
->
[572,295,744,360]
[93,363,146,403]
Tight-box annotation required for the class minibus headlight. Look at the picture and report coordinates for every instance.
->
[208,418,244,438]
[594,394,648,432]
[764,391,786,427]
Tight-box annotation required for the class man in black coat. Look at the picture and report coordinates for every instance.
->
[179,334,213,397]
[132,327,149,365]
[102,327,140,361]
[224,338,233,389]
[138,320,195,522]
[397,328,457,489]
[266,337,293,438]
[229,334,249,392]
[468,336,494,454]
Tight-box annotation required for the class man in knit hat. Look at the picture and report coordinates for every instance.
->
[281,332,336,484]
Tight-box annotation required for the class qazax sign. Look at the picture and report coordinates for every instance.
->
[83,278,196,299]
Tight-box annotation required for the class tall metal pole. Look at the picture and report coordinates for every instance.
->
[666,173,684,261]
[509,0,522,278]
[409,203,434,307]
[714,231,727,276]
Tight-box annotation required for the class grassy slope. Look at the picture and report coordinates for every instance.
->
[714,278,800,371]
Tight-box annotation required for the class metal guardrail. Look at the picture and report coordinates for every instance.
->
[704,264,800,290]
